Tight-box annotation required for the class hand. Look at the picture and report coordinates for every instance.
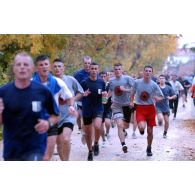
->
[34,119,49,134]
[68,106,78,117]
[129,102,134,108]
[83,89,91,97]
[0,98,4,114]
[101,91,108,97]
[153,96,162,102]
[119,86,126,92]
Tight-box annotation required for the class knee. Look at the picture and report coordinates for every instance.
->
[63,136,71,144]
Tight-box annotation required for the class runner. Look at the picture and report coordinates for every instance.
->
[52,58,84,160]
[156,74,176,138]
[109,63,135,153]
[0,52,59,161]
[80,62,107,161]
[169,74,184,119]
[99,71,112,145]
[74,56,91,143]
[33,55,73,160]
[132,65,164,156]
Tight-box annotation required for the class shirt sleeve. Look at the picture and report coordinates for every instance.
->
[45,89,59,116]
[55,77,73,100]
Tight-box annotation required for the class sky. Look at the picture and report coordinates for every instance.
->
[178,34,195,48]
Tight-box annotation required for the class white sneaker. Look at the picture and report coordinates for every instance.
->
[106,133,111,140]
[132,132,137,139]
[102,140,107,148]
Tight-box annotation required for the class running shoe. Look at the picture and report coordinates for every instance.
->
[87,151,93,161]
[122,145,128,153]
[102,140,107,148]
[163,131,167,138]
[132,132,137,139]
[93,144,99,156]
[146,146,153,156]
[105,133,111,140]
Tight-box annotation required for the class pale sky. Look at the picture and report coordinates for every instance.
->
[178,34,195,48]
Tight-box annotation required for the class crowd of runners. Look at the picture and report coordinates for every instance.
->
[0,52,195,161]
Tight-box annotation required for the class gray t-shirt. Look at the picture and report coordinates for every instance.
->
[58,75,84,127]
[109,75,135,105]
[170,80,184,95]
[133,79,164,105]
[156,85,175,113]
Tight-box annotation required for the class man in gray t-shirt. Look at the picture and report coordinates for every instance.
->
[52,59,84,161]
[132,65,164,156]
[109,63,135,153]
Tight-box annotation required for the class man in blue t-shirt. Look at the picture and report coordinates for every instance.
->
[0,52,59,161]
[80,62,106,161]
[73,56,91,143]
[156,75,176,138]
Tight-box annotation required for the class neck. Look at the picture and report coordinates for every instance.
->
[39,75,48,83]
[15,79,31,89]
[160,83,165,88]
[90,75,97,81]
[143,78,150,83]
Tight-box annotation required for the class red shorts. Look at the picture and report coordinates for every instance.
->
[136,104,156,127]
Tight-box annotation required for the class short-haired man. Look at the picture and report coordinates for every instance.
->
[156,75,176,138]
[33,55,72,160]
[52,58,84,160]
[74,56,91,141]
[109,63,135,153]
[132,65,164,156]
[169,74,184,119]
[0,52,59,160]
[99,71,112,144]
[80,62,107,161]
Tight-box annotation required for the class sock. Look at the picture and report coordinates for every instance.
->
[121,142,126,146]
[94,142,98,145]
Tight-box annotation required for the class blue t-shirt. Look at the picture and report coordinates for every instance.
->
[156,85,175,113]
[0,81,59,160]
[80,78,106,116]
[74,69,90,84]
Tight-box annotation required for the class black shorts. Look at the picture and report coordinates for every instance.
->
[102,110,112,123]
[58,122,74,135]
[77,105,82,110]
[83,113,103,125]
[122,105,132,123]
[47,124,58,136]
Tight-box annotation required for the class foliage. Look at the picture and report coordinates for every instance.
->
[0,34,177,84]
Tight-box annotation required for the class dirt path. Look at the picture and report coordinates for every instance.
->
[1,97,195,161]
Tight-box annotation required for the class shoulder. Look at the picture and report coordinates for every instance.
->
[0,81,14,89]
[64,75,77,82]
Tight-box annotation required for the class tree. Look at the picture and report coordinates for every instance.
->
[0,34,177,84]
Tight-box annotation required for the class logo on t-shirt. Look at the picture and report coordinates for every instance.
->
[140,91,150,101]
[114,86,123,96]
